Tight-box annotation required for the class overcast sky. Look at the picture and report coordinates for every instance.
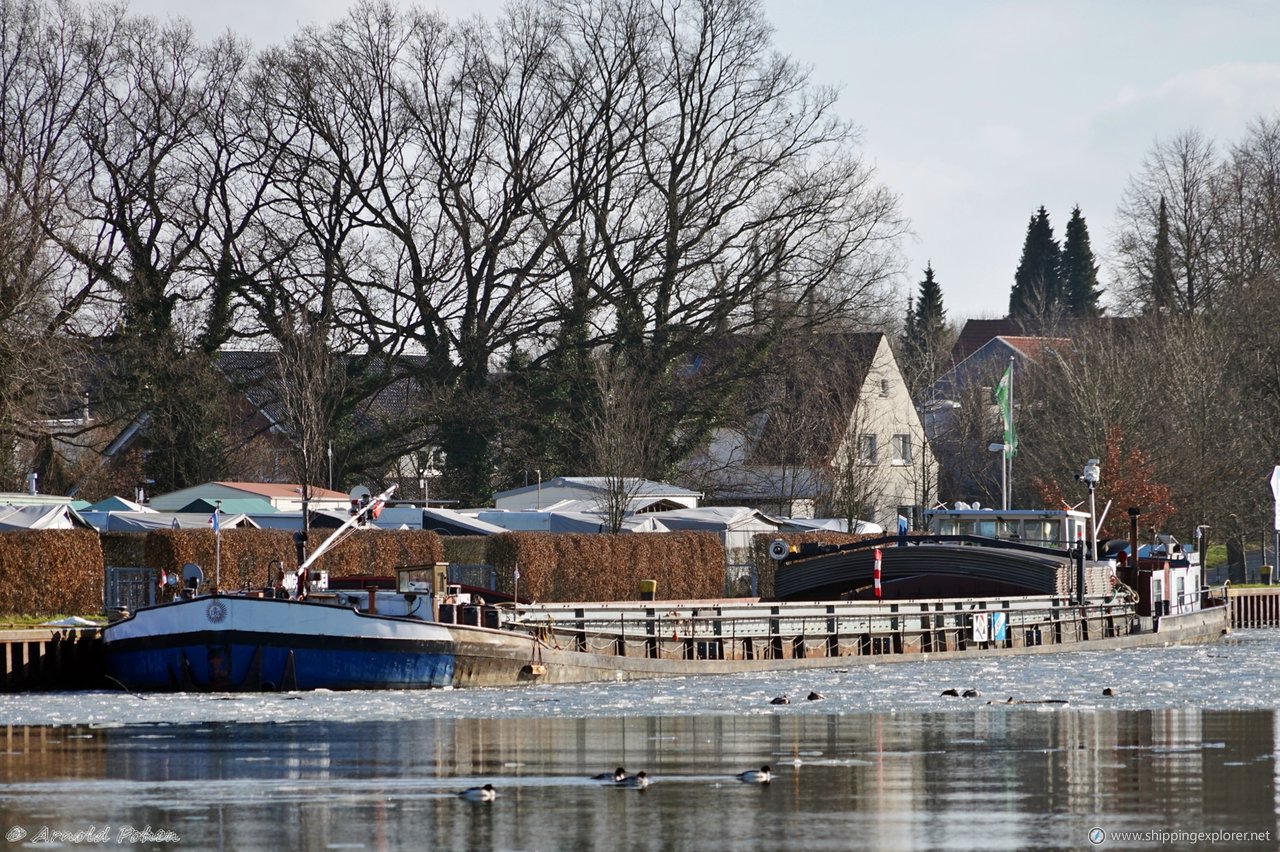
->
[131,0,1280,320]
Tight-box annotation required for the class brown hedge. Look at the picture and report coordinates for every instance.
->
[312,529,444,577]
[0,530,104,615]
[144,529,297,589]
[441,535,488,567]
[143,528,445,589]
[485,532,724,602]
[101,532,147,568]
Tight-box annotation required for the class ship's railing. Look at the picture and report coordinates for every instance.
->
[504,596,1137,660]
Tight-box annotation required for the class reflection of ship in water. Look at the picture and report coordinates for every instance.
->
[0,708,1275,850]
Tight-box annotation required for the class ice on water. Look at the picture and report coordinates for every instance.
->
[2,630,1274,726]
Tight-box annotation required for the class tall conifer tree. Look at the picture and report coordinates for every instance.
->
[1150,196,1177,314]
[1060,205,1104,317]
[1009,206,1061,319]
[899,296,918,363]
[900,263,949,398]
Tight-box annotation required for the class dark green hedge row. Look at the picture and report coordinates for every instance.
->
[485,531,724,602]
[0,531,104,615]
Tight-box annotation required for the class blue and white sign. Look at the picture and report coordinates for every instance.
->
[990,611,1008,642]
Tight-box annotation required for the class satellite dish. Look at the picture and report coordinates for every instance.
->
[954,501,970,510]
[349,485,372,502]
[181,562,204,589]
[768,539,791,561]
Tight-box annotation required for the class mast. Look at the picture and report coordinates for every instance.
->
[1007,358,1013,510]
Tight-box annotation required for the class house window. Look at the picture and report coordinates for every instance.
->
[880,378,890,397]
[858,434,877,464]
[892,434,912,464]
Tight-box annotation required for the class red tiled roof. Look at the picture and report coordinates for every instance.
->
[950,319,1044,364]
[951,317,1136,365]
[998,336,1072,361]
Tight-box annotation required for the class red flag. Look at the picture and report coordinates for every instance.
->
[158,568,167,589]
[873,548,882,599]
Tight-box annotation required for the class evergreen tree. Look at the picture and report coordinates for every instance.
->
[914,262,947,341]
[1009,206,1061,319]
[900,263,949,398]
[1060,205,1104,317]
[1150,196,1177,314]
[899,295,919,365]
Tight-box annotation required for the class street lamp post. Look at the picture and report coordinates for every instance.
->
[988,443,1008,510]
[1194,524,1210,582]
[1228,512,1243,583]
[214,498,223,591]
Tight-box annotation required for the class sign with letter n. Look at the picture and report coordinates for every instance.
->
[971,612,990,643]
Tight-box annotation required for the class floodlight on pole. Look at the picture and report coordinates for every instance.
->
[1077,458,1101,561]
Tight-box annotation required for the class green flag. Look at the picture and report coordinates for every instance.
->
[995,362,1016,455]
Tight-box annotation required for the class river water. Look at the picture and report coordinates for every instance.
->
[1,631,1278,850]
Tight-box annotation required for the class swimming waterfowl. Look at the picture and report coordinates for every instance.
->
[459,784,497,801]
[592,767,627,782]
[618,771,649,789]
[737,766,772,784]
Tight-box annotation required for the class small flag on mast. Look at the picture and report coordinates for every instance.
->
[995,362,1016,456]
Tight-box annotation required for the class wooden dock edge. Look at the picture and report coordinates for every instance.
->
[0,628,103,692]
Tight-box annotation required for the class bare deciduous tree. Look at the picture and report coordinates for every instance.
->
[0,192,79,490]
[271,307,350,548]
[1113,129,1222,315]
[580,356,658,534]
